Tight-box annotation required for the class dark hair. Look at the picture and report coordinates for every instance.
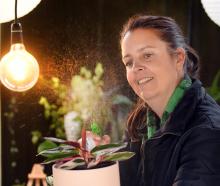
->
[120,15,200,141]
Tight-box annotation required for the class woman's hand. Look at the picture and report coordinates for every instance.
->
[86,131,111,145]
[78,131,111,151]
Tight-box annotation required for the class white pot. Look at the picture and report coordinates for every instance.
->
[53,162,120,186]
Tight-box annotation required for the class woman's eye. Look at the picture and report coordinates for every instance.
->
[125,61,133,68]
[143,53,153,60]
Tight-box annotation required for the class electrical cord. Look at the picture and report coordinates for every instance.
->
[15,0,18,23]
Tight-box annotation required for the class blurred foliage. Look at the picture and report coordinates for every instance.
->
[206,70,220,102]
[4,97,24,186]
[32,63,133,144]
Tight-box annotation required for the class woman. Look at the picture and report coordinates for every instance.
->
[119,15,220,186]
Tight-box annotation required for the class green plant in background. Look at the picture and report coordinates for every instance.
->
[207,70,220,102]
[32,63,133,144]
[35,76,69,140]
[4,97,25,186]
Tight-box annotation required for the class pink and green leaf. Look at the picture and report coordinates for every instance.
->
[91,143,127,156]
[44,137,80,148]
[37,140,58,154]
[103,152,135,161]
[42,151,79,164]
[58,157,85,170]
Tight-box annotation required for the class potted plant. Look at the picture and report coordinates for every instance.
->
[38,127,135,186]
[34,63,134,186]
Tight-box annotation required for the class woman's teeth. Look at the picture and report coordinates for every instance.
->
[138,77,153,85]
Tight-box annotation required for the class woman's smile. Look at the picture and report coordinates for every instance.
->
[137,77,153,85]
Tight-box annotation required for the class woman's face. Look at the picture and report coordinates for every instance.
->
[121,28,184,103]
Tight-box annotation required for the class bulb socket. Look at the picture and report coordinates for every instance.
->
[11,22,23,44]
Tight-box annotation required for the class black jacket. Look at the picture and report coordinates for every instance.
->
[119,79,220,186]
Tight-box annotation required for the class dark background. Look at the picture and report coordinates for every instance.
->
[1,0,220,185]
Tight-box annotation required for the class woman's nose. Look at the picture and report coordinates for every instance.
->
[133,64,144,72]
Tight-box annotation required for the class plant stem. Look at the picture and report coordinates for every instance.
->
[81,126,88,164]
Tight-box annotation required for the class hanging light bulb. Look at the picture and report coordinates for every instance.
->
[0,0,42,24]
[201,0,220,27]
[0,0,39,92]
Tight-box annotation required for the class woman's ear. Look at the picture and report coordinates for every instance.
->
[175,47,185,73]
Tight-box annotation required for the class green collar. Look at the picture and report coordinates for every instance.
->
[147,75,192,139]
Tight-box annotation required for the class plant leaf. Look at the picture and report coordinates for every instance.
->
[212,71,220,88]
[103,152,135,161]
[42,151,79,164]
[91,143,127,156]
[38,146,78,157]
[63,141,80,148]
[58,157,85,170]
[46,176,53,186]
[87,156,103,169]
[44,137,80,148]
[44,137,66,143]
[37,140,58,154]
